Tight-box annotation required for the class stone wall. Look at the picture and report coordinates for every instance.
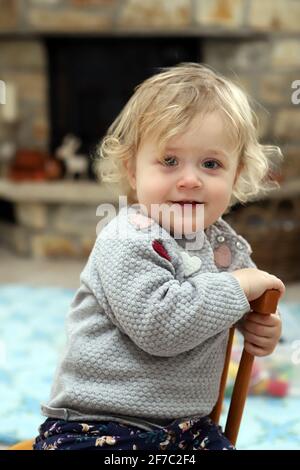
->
[0,39,48,150]
[0,179,120,257]
[0,201,100,258]
[0,0,300,179]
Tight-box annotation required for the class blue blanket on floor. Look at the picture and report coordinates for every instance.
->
[0,284,300,449]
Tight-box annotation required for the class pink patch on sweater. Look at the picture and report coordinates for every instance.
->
[214,244,232,268]
[152,240,171,262]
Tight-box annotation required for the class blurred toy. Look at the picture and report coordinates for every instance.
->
[55,134,88,179]
[44,158,63,180]
[266,377,289,397]
[226,335,290,398]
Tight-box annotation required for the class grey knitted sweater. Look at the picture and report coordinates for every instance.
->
[42,206,256,431]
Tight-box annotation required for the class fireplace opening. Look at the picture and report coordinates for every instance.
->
[0,200,16,224]
[45,36,202,178]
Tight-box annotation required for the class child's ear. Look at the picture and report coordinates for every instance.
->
[123,159,136,190]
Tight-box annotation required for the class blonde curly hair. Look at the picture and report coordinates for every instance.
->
[94,62,282,206]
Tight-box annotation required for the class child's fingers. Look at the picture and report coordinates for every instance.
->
[246,312,279,326]
[244,341,269,357]
[242,321,274,338]
[261,273,285,298]
[269,276,285,298]
[243,331,273,349]
[242,314,281,340]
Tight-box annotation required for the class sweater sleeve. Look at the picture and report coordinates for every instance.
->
[92,236,250,357]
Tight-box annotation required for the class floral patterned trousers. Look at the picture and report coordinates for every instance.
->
[34,416,235,451]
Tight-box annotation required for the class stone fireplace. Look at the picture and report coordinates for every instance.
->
[4,0,300,162]
[46,35,201,160]
[0,0,300,280]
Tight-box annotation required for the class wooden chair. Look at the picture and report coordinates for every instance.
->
[210,289,280,445]
[9,289,280,450]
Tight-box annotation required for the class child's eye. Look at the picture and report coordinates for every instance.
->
[202,159,221,170]
[161,156,178,167]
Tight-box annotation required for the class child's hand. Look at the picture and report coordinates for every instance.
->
[231,268,285,302]
[238,310,282,357]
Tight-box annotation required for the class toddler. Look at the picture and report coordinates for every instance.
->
[34,63,285,451]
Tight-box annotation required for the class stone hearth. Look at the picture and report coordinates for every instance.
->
[0,179,120,257]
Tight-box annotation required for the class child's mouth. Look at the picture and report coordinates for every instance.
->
[170,201,203,205]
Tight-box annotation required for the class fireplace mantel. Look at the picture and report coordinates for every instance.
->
[1,178,299,206]
[0,179,120,205]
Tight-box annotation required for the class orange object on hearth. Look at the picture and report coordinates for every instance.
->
[9,149,47,181]
[8,149,62,181]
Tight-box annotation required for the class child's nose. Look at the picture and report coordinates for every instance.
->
[176,173,202,190]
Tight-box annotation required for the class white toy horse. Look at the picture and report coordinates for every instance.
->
[55,134,89,179]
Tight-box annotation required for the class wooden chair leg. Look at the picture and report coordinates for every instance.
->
[224,289,280,446]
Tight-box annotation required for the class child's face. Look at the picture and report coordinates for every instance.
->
[125,111,241,233]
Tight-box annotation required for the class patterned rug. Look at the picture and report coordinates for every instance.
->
[0,284,300,449]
